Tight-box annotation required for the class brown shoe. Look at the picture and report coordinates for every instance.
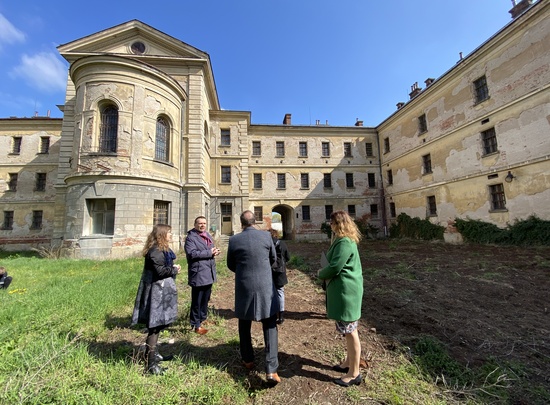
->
[266,372,281,386]
[194,326,208,335]
[242,361,255,370]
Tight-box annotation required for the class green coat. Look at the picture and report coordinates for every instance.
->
[318,237,363,322]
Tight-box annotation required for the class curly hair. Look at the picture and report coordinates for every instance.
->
[330,210,362,244]
[141,224,172,256]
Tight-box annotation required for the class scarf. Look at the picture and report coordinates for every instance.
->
[198,231,213,247]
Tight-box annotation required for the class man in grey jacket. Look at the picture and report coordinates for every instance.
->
[227,210,280,386]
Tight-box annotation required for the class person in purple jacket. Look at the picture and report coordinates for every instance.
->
[184,216,220,335]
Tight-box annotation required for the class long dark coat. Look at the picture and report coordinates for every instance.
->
[131,246,179,329]
[227,227,278,321]
[271,237,290,288]
[184,228,217,287]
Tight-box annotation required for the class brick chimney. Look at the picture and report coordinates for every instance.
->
[283,113,292,125]
[509,0,534,19]
[424,78,435,87]
[409,82,422,99]
[396,102,405,110]
[355,118,363,127]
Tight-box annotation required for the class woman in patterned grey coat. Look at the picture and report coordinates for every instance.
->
[132,224,181,375]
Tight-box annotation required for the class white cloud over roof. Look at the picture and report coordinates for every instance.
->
[0,13,25,47]
[10,52,67,93]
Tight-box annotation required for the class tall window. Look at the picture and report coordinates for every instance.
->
[389,202,396,218]
[344,142,352,157]
[221,129,230,146]
[348,205,356,218]
[384,137,390,154]
[11,136,22,154]
[35,173,47,191]
[321,142,330,157]
[418,114,428,133]
[323,173,332,188]
[346,173,354,188]
[87,199,115,235]
[39,137,50,154]
[473,75,489,103]
[489,184,506,210]
[252,141,261,156]
[325,205,333,220]
[301,173,310,189]
[2,211,14,230]
[481,127,498,155]
[276,141,285,157]
[387,169,393,185]
[422,154,432,174]
[427,196,437,216]
[370,204,379,218]
[153,200,170,225]
[365,142,373,157]
[277,173,286,189]
[99,106,118,153]
[254,206,263,221]
[302,205,311,221]
[368,173,376,188]
[221,166,231,184]
[155,117,170,162]
[30,210,43,230]
[299,142,308,157]
[253,173,262,189]
[8,173,18,192]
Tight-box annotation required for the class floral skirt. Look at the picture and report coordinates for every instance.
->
[335,320,358,335]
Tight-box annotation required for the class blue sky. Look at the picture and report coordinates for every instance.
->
[0,1,515,126]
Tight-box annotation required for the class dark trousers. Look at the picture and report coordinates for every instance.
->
[238,314,279,373]
[190,284,212,328]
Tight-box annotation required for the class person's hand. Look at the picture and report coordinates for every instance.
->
[212,247,221,257]
[173,264,181,274]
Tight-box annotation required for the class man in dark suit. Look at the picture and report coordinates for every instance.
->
[227,210,280,386]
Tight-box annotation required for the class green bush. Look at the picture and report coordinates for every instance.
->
[320,222,332,239]
[389,213,444,240]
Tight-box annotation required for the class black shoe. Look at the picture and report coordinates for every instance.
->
[155,353,174,362]
[332,364,349,373]
[333,374,362,387]
[276,311,285,324]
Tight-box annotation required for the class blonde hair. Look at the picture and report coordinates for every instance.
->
[0,266,5,276]
[330,210,362,244]
[142,224,172,256]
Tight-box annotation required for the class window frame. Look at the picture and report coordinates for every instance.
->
[384,137,390,154]
[481,127,498,156]
[153,200,170,225]
[389,202,396,218]
[86,199,115,236]
[343,142,352,157]
[302,205,311,221]
[489,183,506,211]
[368,173,376,188]
[422,154,433,174]
[347,204,356,218]
[370,204,379,218]
[325,205,333,221]
[276,141,285,157]
[99,105,118,154]
[220,129,231,146]
[418,113,428,134]
[473,75,489,104]
[300,173,310,189]
[35,173,47,192]
[221,166,231,184]
[427,195,437,216]
[365,142,374,157]
[299,141,308,157]
[30,210,43,230]
[387,169,393,186]
[277,173,286,189]
[346,173,354,188]
[252,141,261,156]
[155,117,170,162]
[2,211,14,230]
[321,142,330,157]
[323,173,332,188]
[39,137,50,154]
[11,136,22,154]
[254,206,263,221]
[253,173,262,189]
[7,173,18,192]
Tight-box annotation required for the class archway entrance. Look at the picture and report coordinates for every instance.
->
[271,204,294,240]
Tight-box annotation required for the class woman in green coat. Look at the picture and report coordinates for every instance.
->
[318,210,363,387]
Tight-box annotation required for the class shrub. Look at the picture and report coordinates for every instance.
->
[389,213,444,241]
[320,222,332,239]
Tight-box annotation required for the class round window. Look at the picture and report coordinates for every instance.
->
[131,41,146,55]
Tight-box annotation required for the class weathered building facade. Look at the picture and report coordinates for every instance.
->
[0,0,548,257]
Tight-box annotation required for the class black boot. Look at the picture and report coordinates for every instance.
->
[276,311,285,325]
[146,348,165,375]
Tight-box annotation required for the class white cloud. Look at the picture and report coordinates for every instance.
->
[10,52,67,93]
[0,13,25,46]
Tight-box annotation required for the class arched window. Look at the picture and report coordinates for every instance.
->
[155,117,170,162]
[99,106,118,153]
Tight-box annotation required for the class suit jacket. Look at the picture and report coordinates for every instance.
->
[184,228,217,287]
[227,227,278,321]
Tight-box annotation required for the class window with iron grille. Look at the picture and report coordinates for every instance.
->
[370,204,379,218]
[299,142,308,157]
[383,137,390,153]
[323,173,332,188]
[344,142,352,157]
[427,195,437,216]
[155,117,170,162]
[86,199,115,235]
[365,142,373,157]
[276,141,285,157]
[2,211,14,230]
[422,154,432,174]
[221,166,231,183]
[418,114,428,133]
[252,141,261,156]
[7,173,17,192]
[153,200,170,225]
[99,106,118,153]
[368,173,376,188]
[35,173,47,191]
[489,184,506,210]
[322,142,330,157]
[481,127,498,155]
[277,173,286,189]
[389,202,396,218]
[473,75,489,103]
[30,210,43,229]
[387,169,393,185]
[11,136,22,154]
[346,173,354,188]
[221,129,230,146]
[254,206,263,221]
[221,203,232,216]
[325,205,333,220]
[348,205,356,218]
[301,173,309,189]
[302,205,310,221]
[39,137,50,154]
[253,173,262,189]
